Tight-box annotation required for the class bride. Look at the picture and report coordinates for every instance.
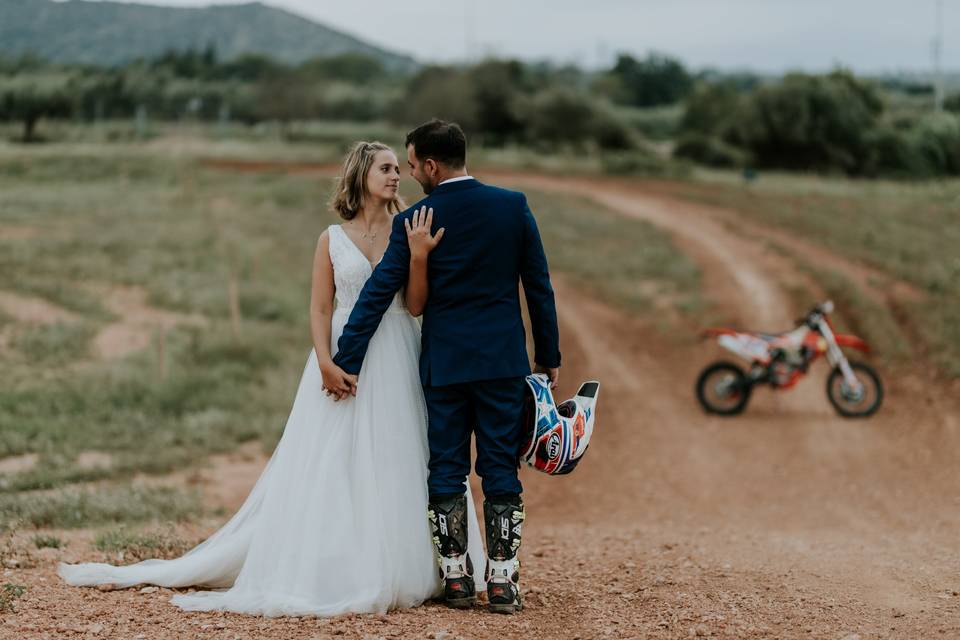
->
[58,141,485,617]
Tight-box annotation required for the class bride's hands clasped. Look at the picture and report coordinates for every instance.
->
[405,206,444,258]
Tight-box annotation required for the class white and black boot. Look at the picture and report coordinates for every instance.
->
[484,498,525,614]
[428,494,476,608]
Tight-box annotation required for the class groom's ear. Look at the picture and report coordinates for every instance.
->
[424,158,438,177]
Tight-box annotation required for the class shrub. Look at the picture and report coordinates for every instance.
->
[0,584,25,613]
[945,92,960,113]
[94,526,194,563]
[673,133,750,168]
[32,534,64,549]
[862,126,935,177]
[735,71,884,174]
[518,88,636,150]
[909,113,960,175]
[679,83,745,138]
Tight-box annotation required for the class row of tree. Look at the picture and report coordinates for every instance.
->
[2,49,958,177]
[0,49,698,145]
[675,71,960,177]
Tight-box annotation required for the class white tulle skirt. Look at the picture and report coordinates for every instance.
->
[59,308,485,617]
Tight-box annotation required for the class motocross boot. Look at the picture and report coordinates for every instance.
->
[428,494,476,608]
[483,497,525,614]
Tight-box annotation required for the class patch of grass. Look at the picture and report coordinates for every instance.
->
[0,486,201,529]
[0,583,25,613]
[93,525,194,564]
[9,321,97,363]
[768,240,911,363]
[0,148,333,492]
[0,328,282,458]
[525,189,704,319]
[911,298,960,378]
[31,534,63,549]
[801,265,911,363]
[4,279,113,321]
[473,145,687,177]
[2,463,115,493]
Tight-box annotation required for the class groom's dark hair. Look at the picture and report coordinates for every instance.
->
[405,119,466,169]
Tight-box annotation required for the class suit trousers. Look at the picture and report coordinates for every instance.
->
[424,376,526,498]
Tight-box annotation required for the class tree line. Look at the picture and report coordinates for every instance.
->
[1,48,957,178]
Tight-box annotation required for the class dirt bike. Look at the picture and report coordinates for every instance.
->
[695,301,883,418]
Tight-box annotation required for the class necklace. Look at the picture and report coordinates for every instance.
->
[351,218,387,245]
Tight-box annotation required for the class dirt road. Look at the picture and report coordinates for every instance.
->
[7,171,960,639]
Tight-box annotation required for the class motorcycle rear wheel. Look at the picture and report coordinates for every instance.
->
[696,361,752,416]
[826,360,883,418]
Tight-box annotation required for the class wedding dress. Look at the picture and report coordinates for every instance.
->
[59,224,485,616]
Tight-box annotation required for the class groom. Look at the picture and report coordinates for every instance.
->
[333,119,561,614]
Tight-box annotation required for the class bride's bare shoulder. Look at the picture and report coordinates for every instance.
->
[315,226,336,261]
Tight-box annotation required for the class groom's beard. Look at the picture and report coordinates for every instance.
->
[417,174,440,195]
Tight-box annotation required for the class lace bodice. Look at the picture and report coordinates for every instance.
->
[327,224,405,314]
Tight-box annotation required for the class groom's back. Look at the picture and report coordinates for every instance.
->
[415,180,532,387]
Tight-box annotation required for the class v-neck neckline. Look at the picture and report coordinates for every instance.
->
[338,224,386,267]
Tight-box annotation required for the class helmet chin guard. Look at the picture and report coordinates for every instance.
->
[519,374,599,475]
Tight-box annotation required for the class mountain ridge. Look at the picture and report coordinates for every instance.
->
[0,0,418,70]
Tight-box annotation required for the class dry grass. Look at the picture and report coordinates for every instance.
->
[93,525,196,564]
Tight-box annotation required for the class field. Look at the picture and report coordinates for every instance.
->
[1,131,959,639]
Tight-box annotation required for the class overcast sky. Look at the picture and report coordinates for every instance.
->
[133,0,957,72]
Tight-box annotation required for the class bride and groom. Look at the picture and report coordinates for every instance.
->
[59,119,561,617]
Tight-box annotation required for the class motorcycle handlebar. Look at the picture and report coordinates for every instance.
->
[801,300,834,324]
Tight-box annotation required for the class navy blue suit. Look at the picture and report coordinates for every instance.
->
[334,178,560,497]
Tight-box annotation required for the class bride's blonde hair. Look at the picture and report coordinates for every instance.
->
[330,141,405,220]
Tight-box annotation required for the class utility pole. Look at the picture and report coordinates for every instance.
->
[933,0,945,112]
[464,0,476,64]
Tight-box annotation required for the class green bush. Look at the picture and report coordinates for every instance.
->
[945,92,960,113]
[673,133,750,168]
[518,88,636,151]
[861,126,933,177]
[736,71,883,174]
[618,106,681,141]
[679,83,745,138]
[394,65,478,132]
[909,113,960,174]
[0,584,25,613]
[31,534,63,549]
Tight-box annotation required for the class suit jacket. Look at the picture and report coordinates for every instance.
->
[333,178,560,387]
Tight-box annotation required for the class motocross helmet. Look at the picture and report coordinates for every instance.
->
[519,374,599,475]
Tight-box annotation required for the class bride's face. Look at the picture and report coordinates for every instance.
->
[366,150,401,204]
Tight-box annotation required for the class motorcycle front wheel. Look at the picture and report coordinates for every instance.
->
[695,361,752,416]
[826,360,883,418]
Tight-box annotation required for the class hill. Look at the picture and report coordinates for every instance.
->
[0,0,417,70]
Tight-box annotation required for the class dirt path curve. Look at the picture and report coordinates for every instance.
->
[9,165,960,639]
[496,173,794,330]
[495,171,831,417]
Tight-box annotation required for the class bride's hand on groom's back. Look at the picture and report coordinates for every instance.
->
[320,360,358,401]
[405,206,444,258]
